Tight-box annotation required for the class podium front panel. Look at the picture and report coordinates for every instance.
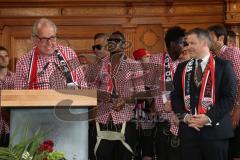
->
[10,108,88,160]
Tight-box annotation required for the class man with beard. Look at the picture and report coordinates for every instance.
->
[227,30,237,48]
[93,31,145,160]
[0,46,14,89]
[15,18,86,89]
[151,26,186,160]
[0,46,14,146]
[208,25,240,160]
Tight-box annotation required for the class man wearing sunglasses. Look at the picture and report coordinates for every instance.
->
[14,18,86,89]
[84,33,110,88]
[93,31,145,160]
[92,33,109,60]
[88,33,110,160]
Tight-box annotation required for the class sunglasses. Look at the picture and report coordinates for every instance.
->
[92,44,103,50]
[107,38,124,43]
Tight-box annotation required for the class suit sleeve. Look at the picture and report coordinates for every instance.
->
[171,63,188,118]
[206,61,237,125]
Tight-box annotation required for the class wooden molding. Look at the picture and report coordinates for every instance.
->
[0,0,226,71]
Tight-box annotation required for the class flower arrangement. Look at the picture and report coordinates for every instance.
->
[0,127,67,160]
[37,140,66,160]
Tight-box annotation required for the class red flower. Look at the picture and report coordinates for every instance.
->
[38,139,54,153]
[43,140,54,147]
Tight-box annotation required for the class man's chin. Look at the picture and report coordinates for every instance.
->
[42,49,55,55]
[96,53,105,58]
[108,48,115,53]
[188,52,195,56]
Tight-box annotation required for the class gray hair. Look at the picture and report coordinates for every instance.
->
[32,18,57,36]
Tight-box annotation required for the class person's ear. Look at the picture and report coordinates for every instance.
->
[121,42,126,49]
[120,41,128,50]
[126,41,132,49]
[32,36,38,47]
[202,39,208,47]
[218,35,225,45]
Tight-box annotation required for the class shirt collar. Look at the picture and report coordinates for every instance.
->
[201,53,210,64]
[196,53,210,71]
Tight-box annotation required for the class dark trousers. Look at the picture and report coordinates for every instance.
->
[138,128,154,158]
[0,133,9,147]
[89,121,97,160]
[155,121,181,160]
[89,121,138,160]
[0,109,10,147]
[181,138,229,160]
[229,126,240,160]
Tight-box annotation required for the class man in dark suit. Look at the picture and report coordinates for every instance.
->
[171,28,237,160]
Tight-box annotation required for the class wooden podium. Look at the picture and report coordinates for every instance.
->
[0,89,97,107]
[0,89,97,160]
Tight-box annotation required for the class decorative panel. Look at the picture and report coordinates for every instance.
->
[0,0,226,71]
[0,8,60,17]
[135,25,164,54]
[62,7,127,16]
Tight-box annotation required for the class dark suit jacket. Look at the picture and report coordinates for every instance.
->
[171,57,237,140]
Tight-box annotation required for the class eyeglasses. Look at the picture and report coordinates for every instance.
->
[107,38,124,43]
[92,44,103,50]
[35,35,57,44]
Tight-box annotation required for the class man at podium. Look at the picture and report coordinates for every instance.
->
[14,18,87,89]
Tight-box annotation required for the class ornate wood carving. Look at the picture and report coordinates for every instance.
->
[0,0,225,71]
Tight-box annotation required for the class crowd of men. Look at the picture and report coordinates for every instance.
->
[0,18,240,160]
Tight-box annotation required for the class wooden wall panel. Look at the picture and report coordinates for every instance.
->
[226,1,240,48]
[0,8,60,17]
[1,26,32,71]
[135,25,164,54]
[0,0,225,71]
